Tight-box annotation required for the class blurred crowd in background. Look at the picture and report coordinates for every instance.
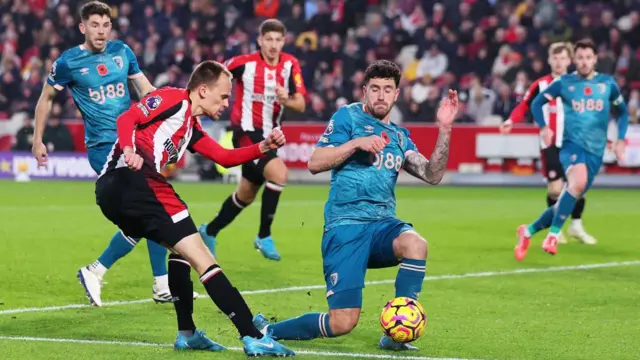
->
[2,0,640,151]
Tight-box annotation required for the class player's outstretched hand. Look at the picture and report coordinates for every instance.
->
[499,119,513,134]
[261,128,286,152]
[355,135,387,154]
[436,89,459,128]
[614,140,626,162]
[540,126,554,147]
[32,141,48,167]
[123,146,143,171]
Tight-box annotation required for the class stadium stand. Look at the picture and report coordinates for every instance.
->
[1,0,640,155]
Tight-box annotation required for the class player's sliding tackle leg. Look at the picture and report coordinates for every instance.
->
[254,229,426,351]
[171,233,294,356]
[516,163,590,260]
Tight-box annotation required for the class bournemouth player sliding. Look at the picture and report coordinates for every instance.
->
[200,19,307,261]
[95,60,295,356]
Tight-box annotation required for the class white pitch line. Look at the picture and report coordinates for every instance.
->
[1,260,638,316]
[0,336,482,360]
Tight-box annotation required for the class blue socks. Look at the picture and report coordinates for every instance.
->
[98,231,138,269]
[550,190,578,234]
[266,259,427,341]
[267,312,334,340]
[395,259,426,299]
[96,231,168,277]
[527,206,555,236]
[147,240,168,277]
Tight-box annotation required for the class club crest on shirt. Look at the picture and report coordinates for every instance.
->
[598,83,606,94]
[112,56,124,70]
[396,131,404,148]
[145,95,162,110]
[324,119,334,135]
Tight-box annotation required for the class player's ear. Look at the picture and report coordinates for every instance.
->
[198,84,208,99]
[394,88,400,102]
[79,22,86,35]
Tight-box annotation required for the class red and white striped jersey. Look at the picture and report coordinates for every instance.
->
[225,51,307,138]
[509,74,565,148]
[101,87,264,177]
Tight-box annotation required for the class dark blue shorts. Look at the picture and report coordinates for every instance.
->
[322,218,414,309]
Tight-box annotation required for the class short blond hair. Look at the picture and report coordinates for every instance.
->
[548,42,574,57]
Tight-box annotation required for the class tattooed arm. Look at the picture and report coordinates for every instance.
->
[403,127,452,185]
[308,143,358,174]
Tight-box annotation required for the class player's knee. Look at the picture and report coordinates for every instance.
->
[568,178,587,195]
[328,309,360,336]
[396,232,428,260]
[266,167,288,185]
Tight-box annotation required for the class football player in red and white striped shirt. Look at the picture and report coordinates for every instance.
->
[201,19,307,261]
[499,42,596,245]
[96,61,295,356]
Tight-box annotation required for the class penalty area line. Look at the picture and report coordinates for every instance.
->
[0,335,484,360]
[1,260,639,316]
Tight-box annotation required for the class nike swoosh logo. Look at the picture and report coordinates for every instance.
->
[255,342,275,349]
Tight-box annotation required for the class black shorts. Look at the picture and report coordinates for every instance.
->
[232,130,278,186]
[540,145,566,182]
[95,168,197,247]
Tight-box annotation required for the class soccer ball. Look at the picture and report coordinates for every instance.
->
[380,297,427,343]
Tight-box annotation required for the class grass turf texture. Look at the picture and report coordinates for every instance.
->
[0,180,638,360]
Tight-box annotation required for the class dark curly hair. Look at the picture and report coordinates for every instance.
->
[363,60,402,87]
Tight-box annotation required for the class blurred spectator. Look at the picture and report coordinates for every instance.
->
[43,103,74,152]
[13,118,33,151]
[0,0,637,129]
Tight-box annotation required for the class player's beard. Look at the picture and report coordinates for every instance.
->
[578,65,595,78]
[366,102,392,120]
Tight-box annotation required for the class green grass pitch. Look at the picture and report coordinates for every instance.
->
[0,180,638,360]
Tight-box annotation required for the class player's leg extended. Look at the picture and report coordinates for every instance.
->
[543,149,591,254]
[172,231,294,356]
[370,219,424,350]
[256,156,288,260]
[257,225,370,340]
[166,251,221,351]
[200,178,258,257]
